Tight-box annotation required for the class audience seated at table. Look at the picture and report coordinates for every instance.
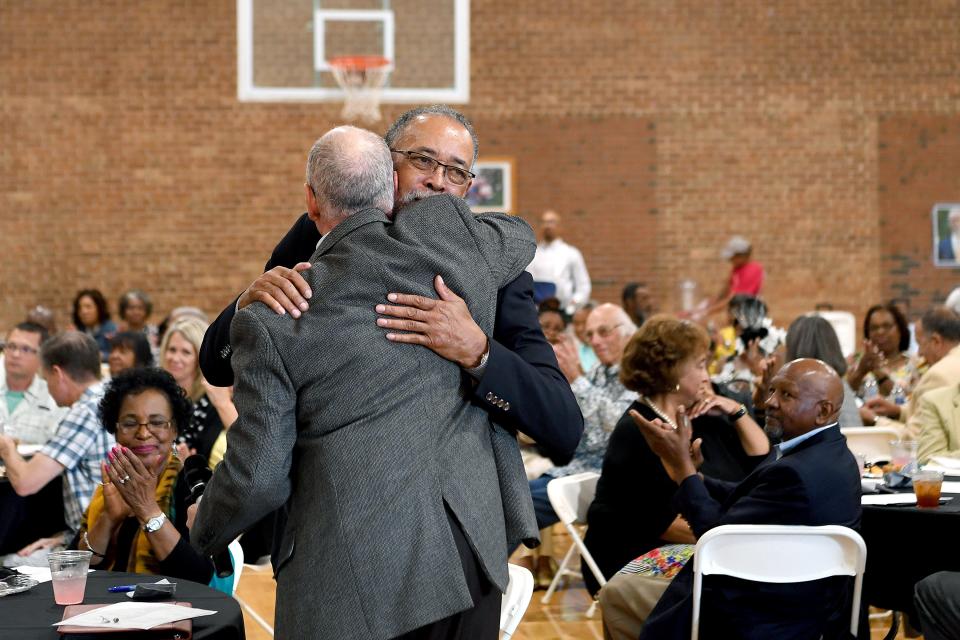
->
[107,331,155,378]
[71,289,117,362]
[0,322,66,445]
[783,314,862,427]
[589,316,769,640]
[159,317,235,462]
[73,367,227,590]
[0,332,113,564]
[849,302,919,425]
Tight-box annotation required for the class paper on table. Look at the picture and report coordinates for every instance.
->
[862,494,954,505]
[929,456,960,470]
[55,601,217,630]
[941,481,960,494]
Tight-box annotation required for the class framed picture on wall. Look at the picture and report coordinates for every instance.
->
[466,158,514,213]
[932,203,960,267]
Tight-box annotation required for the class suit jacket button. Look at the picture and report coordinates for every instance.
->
[503,402,510,411]
[486,392,494,402]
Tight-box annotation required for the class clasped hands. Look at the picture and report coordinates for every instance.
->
[631,405,703,485]
[240,266,488,369]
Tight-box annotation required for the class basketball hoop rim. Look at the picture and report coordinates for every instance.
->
[328,55,393,71]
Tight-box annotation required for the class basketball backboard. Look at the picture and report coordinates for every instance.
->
[237,0,469,103]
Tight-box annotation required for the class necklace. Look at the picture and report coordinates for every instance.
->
[640,395,678,430]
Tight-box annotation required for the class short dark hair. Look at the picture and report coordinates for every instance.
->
[118,289,153,320]
[620,314,711,396]
[920,306,960,343]
[72,289,111,328]
[621,282,646,305]
[99,367,191,436]
[863,303,910,352]
[785,315,848,377]
[12,321,50,345]
[108,331,154,368]
[384,105,479,165]
[40,331,101,382]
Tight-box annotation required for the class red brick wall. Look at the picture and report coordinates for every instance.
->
[3,1,960,333]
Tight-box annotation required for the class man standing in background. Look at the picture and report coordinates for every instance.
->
[527,210,592,316]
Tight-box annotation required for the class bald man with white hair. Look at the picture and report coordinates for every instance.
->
[529,303,638,530]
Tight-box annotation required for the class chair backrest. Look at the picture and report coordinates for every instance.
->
[813,310,857,358]
[691,525,866,640]
[228,538,245,595]
[841,426,901,462]
[500,564,534,639]
[545,472,600,526]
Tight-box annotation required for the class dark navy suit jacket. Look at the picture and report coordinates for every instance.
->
[199,211,584,465]
[639,425,862,640]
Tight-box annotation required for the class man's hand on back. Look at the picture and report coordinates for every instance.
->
[238,262,313,318]
[375,275,488,369]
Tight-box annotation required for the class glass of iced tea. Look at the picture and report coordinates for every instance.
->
[913,470,944,509]
[47,550,92,605]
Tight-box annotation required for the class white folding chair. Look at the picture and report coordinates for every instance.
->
[500,564,534,639]
[691,525,866,640]
[841,426,902,462]
[813,310,857,358]
[540,472,606,617]
[227,538,245,595]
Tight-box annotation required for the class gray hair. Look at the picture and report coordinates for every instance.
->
[306,126,394,218]
[384,105,479,166]
[40,331,101,382]
[785,315,847,377]
[591,303,638,338]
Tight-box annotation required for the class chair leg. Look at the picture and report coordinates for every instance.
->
[586,598,599,618]
[541,540,578,604]
[881,611,900,640]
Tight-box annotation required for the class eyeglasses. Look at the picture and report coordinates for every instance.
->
[390,149,476,186]
[585,324,623,340]
[116,418,173,435]
[2,343,39,356]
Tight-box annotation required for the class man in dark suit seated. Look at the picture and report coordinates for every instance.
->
[633,358,862,640]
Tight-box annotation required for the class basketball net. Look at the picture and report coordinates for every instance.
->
[329,55,392,123]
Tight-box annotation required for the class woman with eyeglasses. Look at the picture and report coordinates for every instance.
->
[74,368,219,585]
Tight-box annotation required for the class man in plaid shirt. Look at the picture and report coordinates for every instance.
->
[0,332,113,551]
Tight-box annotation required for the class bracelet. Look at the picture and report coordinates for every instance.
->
[83,531,106,559]
[729,404,748,421]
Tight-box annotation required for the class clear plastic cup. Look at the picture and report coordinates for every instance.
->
[914,470,944,509]
[47,550,92,605]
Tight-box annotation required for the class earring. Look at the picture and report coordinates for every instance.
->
[675,383,680,392]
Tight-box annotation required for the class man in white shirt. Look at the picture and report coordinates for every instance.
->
[0,322,65,445]
[528,210,591,315]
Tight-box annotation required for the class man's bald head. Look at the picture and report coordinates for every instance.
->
[764,358,843,441]
[305,125,395,221]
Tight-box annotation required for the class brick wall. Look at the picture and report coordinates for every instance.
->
[3,1,960,335]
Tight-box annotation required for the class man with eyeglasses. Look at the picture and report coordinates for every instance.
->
[200,105,582,468]
[0,322,65,445]
[0,332,114,562]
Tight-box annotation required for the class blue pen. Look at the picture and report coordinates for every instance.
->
[108,584,137,593]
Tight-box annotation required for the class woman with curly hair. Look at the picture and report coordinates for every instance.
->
[587,315,770,639]
[74,368,224,587]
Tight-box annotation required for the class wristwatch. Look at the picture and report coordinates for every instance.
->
[142,513,167,533]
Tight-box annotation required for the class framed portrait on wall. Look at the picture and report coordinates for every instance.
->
[466,158,514,213]
[932,203,960,267]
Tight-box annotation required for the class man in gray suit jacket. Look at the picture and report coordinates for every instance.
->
[193,126,537,639]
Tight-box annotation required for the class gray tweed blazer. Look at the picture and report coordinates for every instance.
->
[193,194,537,639]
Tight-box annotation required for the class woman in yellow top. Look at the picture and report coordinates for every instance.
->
[75,368,223,587]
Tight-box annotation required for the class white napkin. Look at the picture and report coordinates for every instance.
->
[55,601,217,630]
[861,494,953,505]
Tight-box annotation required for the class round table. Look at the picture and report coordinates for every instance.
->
[0,570,245,639]
[861,490,960,622]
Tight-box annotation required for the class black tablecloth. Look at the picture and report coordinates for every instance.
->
[0,570,245,639]
[0,476,66,554]
[861,491,960,620]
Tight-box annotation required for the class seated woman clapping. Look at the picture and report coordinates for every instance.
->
[75,368,220,586]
